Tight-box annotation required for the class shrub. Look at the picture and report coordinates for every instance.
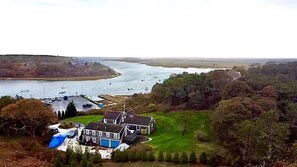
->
[157,104,170,112]
[112,150,122,162]
[181,152,188,164]
[75,145,83,162]
[69,153,77,166]
[140,151,148,161]
[54,155,63,167]
[92,149,102,164]
[81,154,88,167]
[165,152,172,162]
[199,152,207,164]
[85,147,91,160]
[158,150,164,162]
[207,154,219,167]
[173,152,180,164]
[65,146,73,164]
[148,103,158,112]
[197,131,210,142]
[59,122,75,129]
[189,151,197,164]
[148,151,155,162]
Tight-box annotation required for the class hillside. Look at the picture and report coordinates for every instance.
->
[0,55,119,80]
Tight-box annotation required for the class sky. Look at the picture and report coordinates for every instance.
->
[0,0,297,58]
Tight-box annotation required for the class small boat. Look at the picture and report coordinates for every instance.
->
[109,83,111,85]
[128,88,134,91]
[145,87,148,91]
[61,86,67,89]
[21,90,29,93]
[141,79,144,82]
[59,90,66,94]
[57,97,62,101]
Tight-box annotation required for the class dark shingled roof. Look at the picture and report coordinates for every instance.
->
[103,111,122,120]
[123,115,152,126]
[85,122,124,133]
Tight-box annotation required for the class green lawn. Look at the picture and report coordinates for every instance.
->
[142,111,217,154]
[63,111,217,154]
[63,115,103,125]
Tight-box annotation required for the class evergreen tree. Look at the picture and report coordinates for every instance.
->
[62,110,65,118]
[75,145,83,162]
[85,146,91,160]
[199,152,207,164]
[181,152,188,164]
[173,152,180,164]
[54,155,63,167]
[158,150,164,162]
[81,154,88,167]
[87,161,93,167]
[65,145,73,164]
[189,151,197,164]
[148,151,155,162]
[92,149,102,164]
[70,161,77,167]
[165,152,172,162]
[58,111,61,119]
[65,101,77,118]
[70,152,77,166]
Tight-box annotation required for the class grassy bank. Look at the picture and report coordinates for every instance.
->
[106,58,250,68]
[143,111,216,154]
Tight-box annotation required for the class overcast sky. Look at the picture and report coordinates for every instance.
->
[0,0,297,58]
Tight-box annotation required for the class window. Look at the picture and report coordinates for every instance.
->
[113,133,117,139]
[103,119,107,123]
[92,137,96,143]
[136,126,140,131]
[96,131,99,137]
[106,132,110,137]
[99,131,102,137]
[86,130,89,135]
[86,136,90,142]
[92,130,95,136]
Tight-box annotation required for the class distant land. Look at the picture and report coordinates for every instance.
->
[102,57,297,68]
[0,54,119,81]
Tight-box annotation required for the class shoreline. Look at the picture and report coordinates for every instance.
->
[102,58,250,69]
[0,73,121,81]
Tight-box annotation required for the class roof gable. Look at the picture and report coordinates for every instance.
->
[103,111,122,120]
[85,122,124,133]
[123,115,152,126]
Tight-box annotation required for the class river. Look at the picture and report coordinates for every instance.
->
[0,61,215,99]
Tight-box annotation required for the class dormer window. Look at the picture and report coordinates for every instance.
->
[104,119,107,123]
[86,129,89,135]
[113,120,116,124]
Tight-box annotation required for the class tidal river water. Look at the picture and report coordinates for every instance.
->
[0,61,216,99]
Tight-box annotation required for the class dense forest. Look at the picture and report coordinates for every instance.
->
[0,55,118,79]
[119,61,297,166]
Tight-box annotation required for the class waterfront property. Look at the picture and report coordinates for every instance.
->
[82,111,156,148]
[82,122,126,148]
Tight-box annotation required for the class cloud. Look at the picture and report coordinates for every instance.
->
[0,0,297,58]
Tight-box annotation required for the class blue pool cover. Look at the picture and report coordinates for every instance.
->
[49,132,68,148]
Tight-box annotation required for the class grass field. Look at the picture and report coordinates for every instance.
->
[143,111,217,154]
[63,115,103,125]
[63,111,217,154]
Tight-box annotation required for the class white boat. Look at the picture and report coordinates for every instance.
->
[21,90,29,92]
[59,90,66,94]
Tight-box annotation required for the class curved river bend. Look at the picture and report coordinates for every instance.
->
[0,61,215,99]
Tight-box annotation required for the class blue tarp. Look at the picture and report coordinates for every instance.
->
[49,132,68,148]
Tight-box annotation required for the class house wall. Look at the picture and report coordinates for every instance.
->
[123,123,151,135]
[82,128,122,144]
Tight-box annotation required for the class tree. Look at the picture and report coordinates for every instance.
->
[92,149,102,164]
[165,152,172,162]
[173,152,180,164]
[0,96,17,111]
[0,99,57,137]
[62,110,65,119]
[158,150,164,162]
[222,80,254,100]
[199,152,207,164]
[81,154,88,167]
[85,146,91,160]
[75,145,83,162]
[58,111,61,119]
[65,145,73,164]
[181,152,188,164]
[189,151,197,164]
[65,101,77,118]
[69,153,77,167]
